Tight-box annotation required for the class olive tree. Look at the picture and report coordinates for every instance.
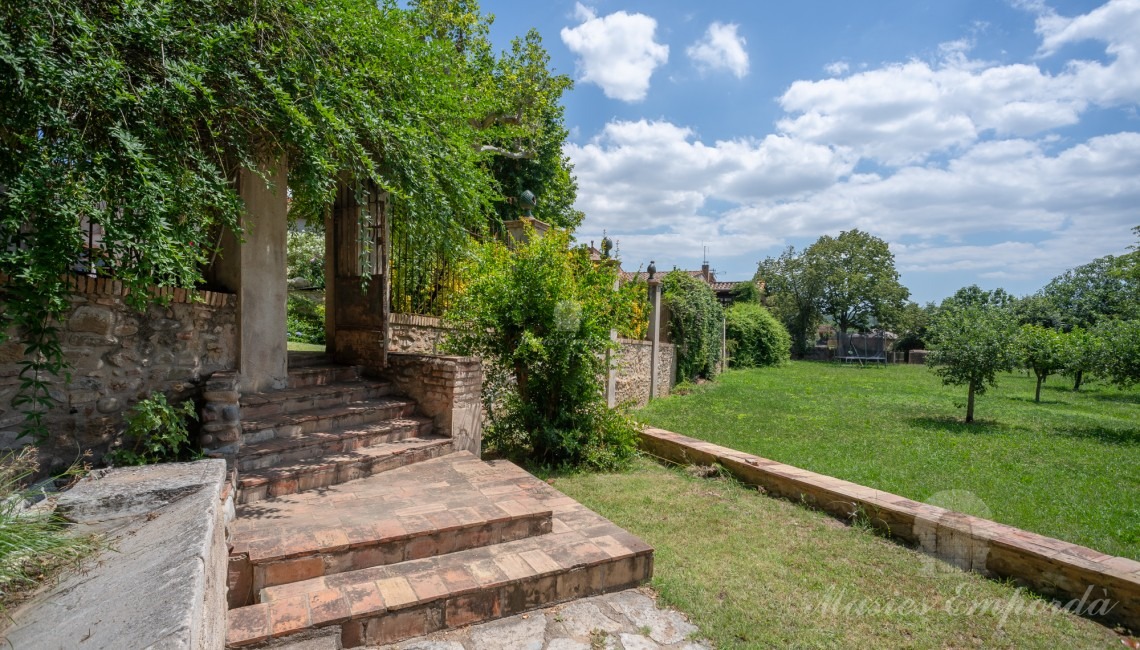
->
[926,286,1018,423]
[1015,325,1065,402]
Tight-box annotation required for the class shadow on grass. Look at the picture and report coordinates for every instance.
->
[1053,425,1140,446]
[909,416,1009,435]
[1083,391,1140,406]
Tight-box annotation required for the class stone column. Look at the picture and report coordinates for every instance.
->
[647,279,662,401]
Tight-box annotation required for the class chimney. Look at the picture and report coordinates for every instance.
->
[701,262,710,282]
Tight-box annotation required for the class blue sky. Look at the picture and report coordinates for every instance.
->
[483,0,1140,303]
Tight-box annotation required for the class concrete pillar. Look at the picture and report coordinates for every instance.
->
[647,279,662,401]
[606,329,618,408]
[233,159,289,393]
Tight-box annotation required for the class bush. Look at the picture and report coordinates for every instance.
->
[725,303,790,368]
[662,271,723,381]
[107,393,198,466]
[445,227,638,470]
[286,292,326,344]
[287,230,325,289]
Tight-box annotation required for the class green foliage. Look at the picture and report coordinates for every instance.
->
[287,230,326,289]
[445,227,637,470]
[613,274,650,340]
[1092,319,1140,388]
[729,280,761,305]
[0,448,99,607]
[1041,254,1140,328]
[1059,326,1101,391]
[107,393,199,466]
[724,303,790,368]
[1,0,575,438]
[1015,324,1065,402]
[893,301,935,353]
[662,271,723,381]
[755,246,821,358]
[926,286,1018,423]
[804,229,910,333]
[286,293,326,345]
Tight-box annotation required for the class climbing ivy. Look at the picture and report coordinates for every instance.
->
[1,0,573,440]
[662,271,723,381]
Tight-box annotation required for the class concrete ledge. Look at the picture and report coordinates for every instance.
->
[638,427,1140,632]
[4,459,230,649]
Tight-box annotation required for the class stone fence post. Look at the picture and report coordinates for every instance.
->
[647,279,662,402]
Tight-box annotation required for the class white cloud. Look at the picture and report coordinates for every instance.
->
[687,22,750,78]
[824,61,849,76]
[560,3,669,102]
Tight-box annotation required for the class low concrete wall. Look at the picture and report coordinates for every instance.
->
[637,427,1140,632]
[614,338,677,407]
[3,459,231,649]
[385,353,482,455]
[0,275,237,472]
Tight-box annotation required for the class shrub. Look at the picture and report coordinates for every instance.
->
[662,270,723,381]
[445,227,638,470]
[107,393,198,466]
[725,303,791,368]
[286,292,326,344]
[287,230,326,289]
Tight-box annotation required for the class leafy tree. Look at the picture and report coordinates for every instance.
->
[1092,319,1140,388]
[725,303,790,368]
[1041,255,1140,329]
[1059,327,1101,392]
[445,227,637,470]
[926,286,1018,423]
[1015,325,1065,402]
[804,229,910,333]
[1118,226,1140,282]
[662,270,724,381]
[729,281,762,305]
[755,246,821,358]
[893,301,936,355]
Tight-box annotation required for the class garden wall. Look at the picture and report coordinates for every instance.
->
[614,338,677,407]
[0,275,237,471]
[386,314,677,408]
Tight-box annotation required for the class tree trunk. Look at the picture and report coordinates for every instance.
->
[1073,370,1083,392]
[966,382,976,423]
[1035,373,1043,402]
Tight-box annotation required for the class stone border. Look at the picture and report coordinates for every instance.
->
[637,427,1140,632]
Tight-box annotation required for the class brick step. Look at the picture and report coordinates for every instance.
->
[236,436,454,505]
[237,417,433,472]
[240,381,394,421]
[225,458,654,648]
[228,452,553,605]
[287,364,362,389]
[241,398,418,446]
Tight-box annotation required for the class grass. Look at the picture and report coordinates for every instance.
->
[553,459,1124,649]
[286,341,326,352]
[0,449,100,612]
[636,362,1140,560]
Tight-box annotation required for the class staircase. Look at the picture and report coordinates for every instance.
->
[224,355,653,648]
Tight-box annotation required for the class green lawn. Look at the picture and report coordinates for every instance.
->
[636,362,1140,560]
[553,460,1123,649]
[286,341,326,352]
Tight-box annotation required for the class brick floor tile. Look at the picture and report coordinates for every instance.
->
[308,588,352,625]
[268,595,311,637]
[226,604,271,646]
[408,571,449,602]
[343,580,386,617]
[377,576,419,610]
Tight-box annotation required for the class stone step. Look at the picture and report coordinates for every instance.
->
[235,436,454,505]
[241,398,418,446]
[228,452,553,605]
[225,458,654,648]
[236,417,433,472]
[240,381,394,421]
[287,351,334,369]
[287,364,362,389]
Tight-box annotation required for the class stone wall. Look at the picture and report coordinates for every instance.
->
[388,313,449,354]
[385,352,482,455]
[613,338,677,408]
[0,275,237,470]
